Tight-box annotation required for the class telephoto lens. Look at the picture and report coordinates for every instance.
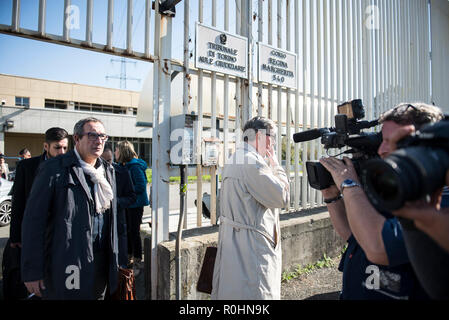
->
[362,146,449,211]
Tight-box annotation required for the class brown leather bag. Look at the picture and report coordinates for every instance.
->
[196,246,217,294]
[111,268,136,300]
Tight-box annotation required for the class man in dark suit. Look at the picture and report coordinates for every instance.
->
[2,127,68,300]
[9,127,69,248]
[21,117,122,300]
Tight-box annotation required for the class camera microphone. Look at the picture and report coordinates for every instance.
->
[293,128,330,143]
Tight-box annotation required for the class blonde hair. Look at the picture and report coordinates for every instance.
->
[116,140,138,164]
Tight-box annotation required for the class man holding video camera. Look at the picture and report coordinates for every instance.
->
[319,103,443,300]
[380,117,449,299]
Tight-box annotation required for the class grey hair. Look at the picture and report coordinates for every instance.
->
[243,116,276,142]
[73,117,104,137]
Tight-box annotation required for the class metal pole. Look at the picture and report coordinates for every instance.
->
[301,0,308,209]
[107,0,114,51]
[145,0,152,59]
[126,0,133,54]
[86,0,93,47]
[175,165,187,300]
[38,0,46,37]
[63,0,71,42]
[12,0,20,33]
[196,0,204,227]
[151,0,172,299]
[277,0,282,164]
[294,0,300,211]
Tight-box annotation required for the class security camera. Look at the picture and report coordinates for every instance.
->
[1,100,5,106]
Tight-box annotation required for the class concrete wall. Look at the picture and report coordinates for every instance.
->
[149,207,345,300]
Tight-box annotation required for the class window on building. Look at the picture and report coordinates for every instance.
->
[45,99,67,109]
[74,101,127,114]
[15,96,30,107]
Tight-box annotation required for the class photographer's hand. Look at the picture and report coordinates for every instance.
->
[387,125,415,152]
[319,157,360,190]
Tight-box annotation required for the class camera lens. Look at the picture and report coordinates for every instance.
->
[363,147,449,211]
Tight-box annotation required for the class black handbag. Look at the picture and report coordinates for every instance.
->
[196,246,217,294]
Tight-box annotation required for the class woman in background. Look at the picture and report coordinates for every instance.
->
[115,141,150,276]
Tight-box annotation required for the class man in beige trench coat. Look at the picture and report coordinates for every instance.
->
[211,116,290,300]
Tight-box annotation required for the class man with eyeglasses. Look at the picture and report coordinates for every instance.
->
[21,117,122,300]
[319,103,443,300]
[212,116,290,300]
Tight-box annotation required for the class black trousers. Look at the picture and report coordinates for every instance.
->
[126,207,144,260]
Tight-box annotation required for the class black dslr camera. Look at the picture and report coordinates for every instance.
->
[293,99,381,190]
[362,119,449,211]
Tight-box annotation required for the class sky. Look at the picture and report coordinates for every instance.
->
[0,0,277,93]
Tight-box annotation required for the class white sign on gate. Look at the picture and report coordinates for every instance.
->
[258,43,297,89]
[195,23,248,79]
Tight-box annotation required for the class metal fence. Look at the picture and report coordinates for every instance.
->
[0,0,435,299]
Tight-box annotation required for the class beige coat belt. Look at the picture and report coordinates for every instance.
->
[219,215,277,248]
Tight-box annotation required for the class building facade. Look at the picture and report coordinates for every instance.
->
[0,73,152,169]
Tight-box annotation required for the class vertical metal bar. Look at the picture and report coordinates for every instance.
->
[309,0,316,206]
[223,0,230,171]
[330,0,335,125]
[126,0,133,54]
[382,0,388,114]
[352,0,358,99]
[12,0,20,32]
[316,0,322,205]
[268,0,273,120]
[107,0,114,51]
[374,0,380,118]
[336,0,341,105]
[235,0,242,143]
[63,0,71,42]
[324,0,329,128]
[301,0,309,209]
[210,0,217,226]
[150,0,159,299]
[242,0,253,123]
[86,0,93,47]
[378,0,384,114]
[285,0,292,210]
[347,0,353,102]
[294,0,300,211]
[144,0,152,58]
[183,1,190,118]
[196,0,204,227]
[392,0,400,105]
[425,0,431,102]
[357,0,363,111]
[342,0,347,101]
[277,0,282,165]
[38,0,46,36]
[258,0,264,116]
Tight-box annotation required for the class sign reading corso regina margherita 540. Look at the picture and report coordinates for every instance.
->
[258,43,297,89]
[195,23,248,79]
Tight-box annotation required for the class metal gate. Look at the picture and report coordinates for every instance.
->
[0,0,437,300]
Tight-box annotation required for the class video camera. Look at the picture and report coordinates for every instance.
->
[362,118,449,211]
[293,99,381,190]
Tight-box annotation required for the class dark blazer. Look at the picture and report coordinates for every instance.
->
[9,153,46,243]
[113,163,136,267]
[21,150,121,300]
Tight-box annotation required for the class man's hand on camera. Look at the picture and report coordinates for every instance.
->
[321,184,340,199]
[387,124,415,152]
[319,157,360,191]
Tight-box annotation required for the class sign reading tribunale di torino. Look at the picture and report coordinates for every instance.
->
[195,22,297,90]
